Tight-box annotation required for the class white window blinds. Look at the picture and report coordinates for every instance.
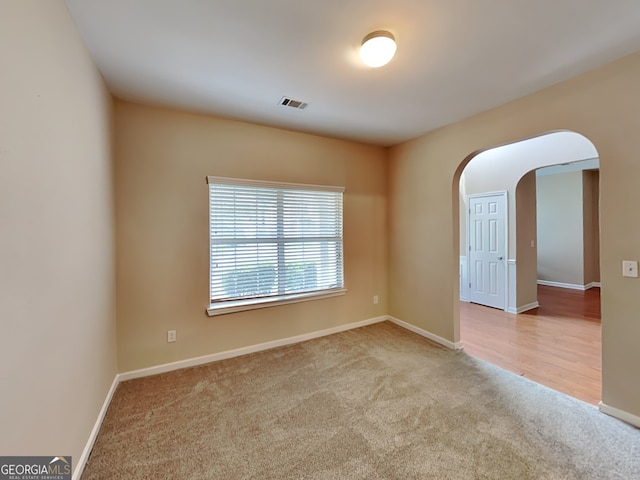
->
[207,176,344,306]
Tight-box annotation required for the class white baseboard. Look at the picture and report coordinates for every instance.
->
[507,301,539,314]
[117,316,463,384]
[77,316,388,476]
[537,280,599,291]
[77,313,462,474]
[119,316,388,382]
[599,402,640,428]
[387,316,463,350]
[73,375,120,480]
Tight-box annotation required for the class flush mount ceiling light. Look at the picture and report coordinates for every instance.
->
[359,30,396,68]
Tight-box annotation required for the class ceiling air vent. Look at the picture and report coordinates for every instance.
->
[279,96,308,110]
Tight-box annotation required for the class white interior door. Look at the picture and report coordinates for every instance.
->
[468,192,507,310]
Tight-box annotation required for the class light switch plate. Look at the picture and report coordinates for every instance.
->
[622,260,638,278]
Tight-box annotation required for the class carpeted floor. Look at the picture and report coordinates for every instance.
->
[81,321,640,479]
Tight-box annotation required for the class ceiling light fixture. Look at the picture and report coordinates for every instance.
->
[359,30,396,68]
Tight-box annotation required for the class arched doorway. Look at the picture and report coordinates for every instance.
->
[455,131,601,404]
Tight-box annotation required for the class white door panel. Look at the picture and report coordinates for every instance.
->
[468,193,507,309]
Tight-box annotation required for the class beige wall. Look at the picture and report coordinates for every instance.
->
[3,1,634,458]
[583,170,601,285]
[0,0,117,467]
[388,50,640,418]
[114,101,388,371]
[536,170,600,287]
[515,172,538,308]
[537,171,585,285]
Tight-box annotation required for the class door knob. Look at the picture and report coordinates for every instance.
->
[497,256,503,260]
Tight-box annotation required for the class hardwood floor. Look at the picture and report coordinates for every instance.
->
[460,285,601,405]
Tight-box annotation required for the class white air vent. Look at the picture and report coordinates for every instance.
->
[279,96,308,110]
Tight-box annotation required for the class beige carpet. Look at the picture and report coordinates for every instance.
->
[82,321,640,479]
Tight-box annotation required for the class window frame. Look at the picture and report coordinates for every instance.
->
[206,176,346,316]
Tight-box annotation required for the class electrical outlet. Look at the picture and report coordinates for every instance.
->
[373,295,379,305]
[167,330,177,343]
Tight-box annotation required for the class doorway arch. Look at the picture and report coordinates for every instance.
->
[453,130,601,403]
[457,130,599,312]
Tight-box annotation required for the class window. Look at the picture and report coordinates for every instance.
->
[206,176,346,316]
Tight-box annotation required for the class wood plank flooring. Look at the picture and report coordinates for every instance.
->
[460,285,601,405]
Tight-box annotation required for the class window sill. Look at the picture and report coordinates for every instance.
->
[206,288,347,317]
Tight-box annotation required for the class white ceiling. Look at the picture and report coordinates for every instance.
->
[64,0,640,147]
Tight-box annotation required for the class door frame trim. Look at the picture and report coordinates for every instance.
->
[465,191,509,311]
